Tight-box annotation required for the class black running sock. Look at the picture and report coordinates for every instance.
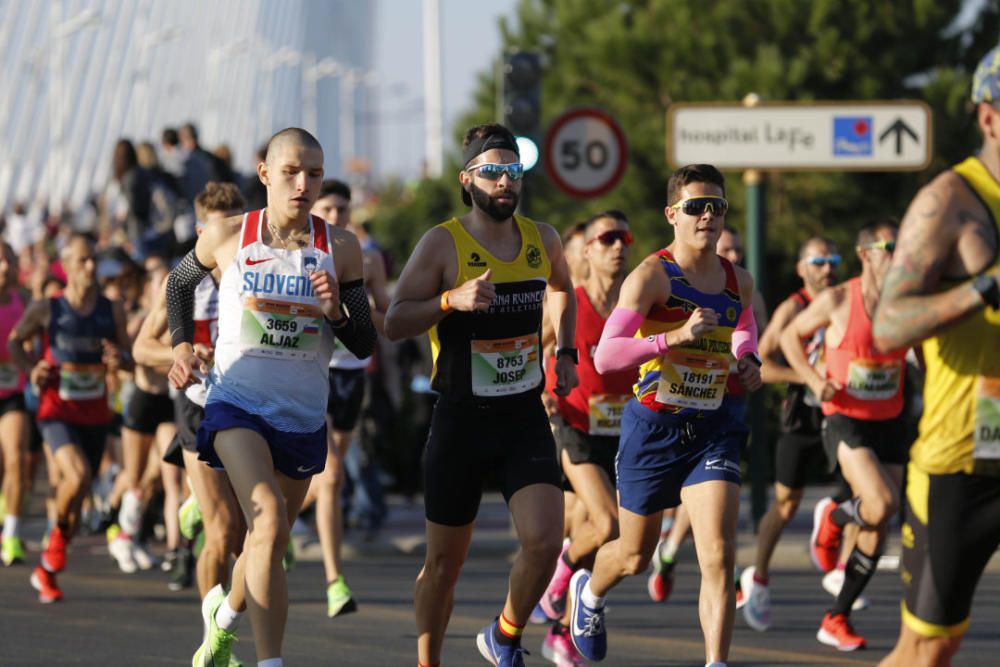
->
[562,549,578,571]
[830,547,877,616]
[830,497,867,528]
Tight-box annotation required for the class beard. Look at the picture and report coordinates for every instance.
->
[470,183,518,222]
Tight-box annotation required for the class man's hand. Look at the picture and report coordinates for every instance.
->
[192,343,215,367]
[169,344,208,390]
[310,269,341,320]
[445,269,496,313]
[30,359,55,388]
[809,377,842,403]
[102,340,121,373]
[552,354,579,397]
[541,390,559,417]
[736,356,763,392]
[676,308,718,345]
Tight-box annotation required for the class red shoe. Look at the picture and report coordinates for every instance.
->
[41,526,67,573]
[31,565,63,603]
[817,612,866,651]
[810,498,842,574]
[647,557,675,603]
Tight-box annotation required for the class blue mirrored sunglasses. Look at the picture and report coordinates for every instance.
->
[466,162,524,181]
[802,254,842,267]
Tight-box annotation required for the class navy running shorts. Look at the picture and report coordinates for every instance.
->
[197,401,327,480]
[40,420,108,473]
[616,398,747,516]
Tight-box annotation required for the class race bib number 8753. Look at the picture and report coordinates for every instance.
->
[470,333,541,397]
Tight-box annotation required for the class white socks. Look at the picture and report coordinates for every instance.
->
[215,595,243,632]
[119,489,143,536]
[581,581,605,609]
[706,662,727,666]
[3,514,18,538]
[257,659,282,667]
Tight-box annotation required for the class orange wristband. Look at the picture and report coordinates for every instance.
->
[440,290,451,312]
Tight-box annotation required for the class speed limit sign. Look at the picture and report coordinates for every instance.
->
[543,108,628,199]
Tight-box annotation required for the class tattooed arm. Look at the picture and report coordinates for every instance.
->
[873,178,999,352]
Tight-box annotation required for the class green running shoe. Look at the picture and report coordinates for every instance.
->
[1,535,26,565]
[326,576,358,617]
[192,584,238,667]
[179,494,203,541]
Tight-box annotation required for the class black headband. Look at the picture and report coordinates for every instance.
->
[462,133,520,166]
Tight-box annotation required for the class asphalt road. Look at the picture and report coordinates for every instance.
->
[1,489,997,666]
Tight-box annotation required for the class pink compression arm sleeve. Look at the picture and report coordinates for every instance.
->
[731,304,758,360]
[594,308,668,374]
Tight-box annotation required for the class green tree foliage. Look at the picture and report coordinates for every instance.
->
[371,0,998,304]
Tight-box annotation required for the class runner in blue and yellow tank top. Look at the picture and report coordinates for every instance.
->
[567,164,762,667]
[874,46,1000,667]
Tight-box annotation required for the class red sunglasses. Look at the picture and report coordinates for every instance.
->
[587,230,633,247]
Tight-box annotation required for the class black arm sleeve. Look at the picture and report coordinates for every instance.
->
[167,250,212,348]
[331,279,377,359]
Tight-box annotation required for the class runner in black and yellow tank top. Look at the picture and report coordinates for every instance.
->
[384,123,578,667]
[874,46,1000,667]
[566,164,762,667]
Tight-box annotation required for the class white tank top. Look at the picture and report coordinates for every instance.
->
[205,209,336,432]
[184,275,219,407]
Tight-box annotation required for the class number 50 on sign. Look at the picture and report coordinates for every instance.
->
[544,108,628,199]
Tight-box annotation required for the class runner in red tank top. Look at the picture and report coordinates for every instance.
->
[8,234,132,603]
[534,211,634,663]
[780,220,908,651]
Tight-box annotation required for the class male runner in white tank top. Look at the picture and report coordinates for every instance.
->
[166,129,375,667]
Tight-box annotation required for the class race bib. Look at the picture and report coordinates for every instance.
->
[240,296,322,361]
[974,376,1000,461]
[0,362,20,391]
[655,351,727,410]
[845,359,902,401]
[470,333,541,397]
[58,362,105,401]
[588,393,629,436]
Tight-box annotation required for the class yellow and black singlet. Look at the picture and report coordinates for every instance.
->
[913,156,1000,476]
[634,249,742,415]
[430,215,551,402]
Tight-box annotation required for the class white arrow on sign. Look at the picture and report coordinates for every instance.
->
[667,101,932,171]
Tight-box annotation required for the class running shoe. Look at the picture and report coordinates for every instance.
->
[568,570,606,661]
[2,535,26,565]
[740,566,772,632]
[109,535,138,574]
[529,603,549,625]
[810,497,842,573]
[193,584,238,667]
[180,494,203,541]
[538,542,574,620]
[541,623,585,666]
[476,617,528,667]
[162,548,178,573]
[817,612,866,651]
[41,525,67,573]
[821,567,869,611]
[132,542,158,571]
[30,565,63,603]
[326,576,358,617]
[169,547,194,592]
[647,554,675,603]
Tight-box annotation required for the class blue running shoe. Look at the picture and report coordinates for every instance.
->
[476,618,529,667]
[569,570,607,661]
[529,602,548,625]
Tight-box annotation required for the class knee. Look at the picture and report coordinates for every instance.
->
[619,545,654,577]
[775,494,802,522]
[862,493,897,527]
[591,513,619,546]
[520,530,563,568]
[905,632,962,666]
[698,537,734,576]
[417,552,465,591]
[248,512,290,556]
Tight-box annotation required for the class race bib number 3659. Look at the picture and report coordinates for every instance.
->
[470,333,541,397]
[240,297,322,361]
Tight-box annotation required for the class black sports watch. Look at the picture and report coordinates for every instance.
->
[556,347,579,364]
[742,352,763,368]
[973,273,1000,310]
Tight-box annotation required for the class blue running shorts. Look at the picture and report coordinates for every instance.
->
[616,398,747,515]
[197,401,327,480]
